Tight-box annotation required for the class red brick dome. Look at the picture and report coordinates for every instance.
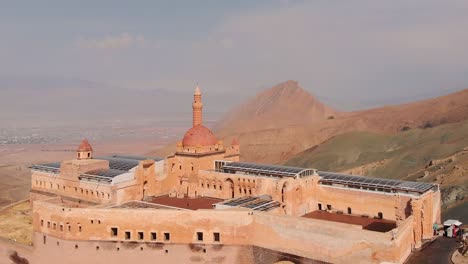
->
[77,139,93,152]
[182,125,218,147]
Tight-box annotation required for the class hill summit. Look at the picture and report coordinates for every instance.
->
[215,80,337,135]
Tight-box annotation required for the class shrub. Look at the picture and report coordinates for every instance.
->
[423,121,433,129]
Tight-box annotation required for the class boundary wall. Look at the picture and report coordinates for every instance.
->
[32,198,414,264]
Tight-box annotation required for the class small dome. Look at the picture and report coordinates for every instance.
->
[182,125,218,147]
[77,139,93,152]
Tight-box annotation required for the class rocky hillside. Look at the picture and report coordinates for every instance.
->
[213,82,468,164]
[285,120,468,209]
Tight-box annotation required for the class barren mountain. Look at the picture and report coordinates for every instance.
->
[214,80,338,135]
[213,81,468,164]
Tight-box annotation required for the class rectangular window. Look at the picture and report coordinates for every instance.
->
[125,231,131,240]
[164,232,170,241]
[53,223,56,230]
[378,212,383,219]
[60,225,63,232]
[327,204,332,210]
[41,220,44,226]
[111,227,118,237]
[348,207,352,214]
[151,232,157,241]
[213,232,220,242]
[79,226,82,232]
[197,232,203,241]
[138,232,144,240]
[68,226,71,232]
[47,222,50,228]
[318,203,322,210]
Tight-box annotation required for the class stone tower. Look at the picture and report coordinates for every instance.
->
[192,85,203,127]
[77,138,93,160]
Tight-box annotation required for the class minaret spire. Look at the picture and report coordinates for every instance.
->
[192,84,203,127]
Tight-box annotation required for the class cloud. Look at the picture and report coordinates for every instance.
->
[18,1,466,111]
[76,32,146,49]
[183,0,468,108]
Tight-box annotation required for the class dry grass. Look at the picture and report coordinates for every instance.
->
[0,201,32,245]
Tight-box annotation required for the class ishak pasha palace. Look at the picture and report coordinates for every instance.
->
[29,86,442,264]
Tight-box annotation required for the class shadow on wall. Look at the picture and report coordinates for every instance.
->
[8,251,29,264]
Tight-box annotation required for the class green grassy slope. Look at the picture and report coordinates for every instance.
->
[285,120,468,180]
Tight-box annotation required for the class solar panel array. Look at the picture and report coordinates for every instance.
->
[220,196,281,211]
[96,156,140,171]
[30,162,61,174]
[112,201,179,210]
[107,155,163,162]
[31,154,162,184]
[222,162,315,178]
[79,156,146,184]
[319,171,436,195]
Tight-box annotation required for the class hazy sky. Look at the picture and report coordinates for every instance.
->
[1,0,468,110]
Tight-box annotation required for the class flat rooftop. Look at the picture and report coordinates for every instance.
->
[302,211,396,232]
[145,195,223,210]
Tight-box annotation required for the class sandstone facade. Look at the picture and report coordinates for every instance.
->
[28,87,441,264]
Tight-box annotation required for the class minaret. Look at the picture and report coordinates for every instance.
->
[192,85,203,127]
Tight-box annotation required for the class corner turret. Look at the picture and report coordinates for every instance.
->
[77,139,93,160]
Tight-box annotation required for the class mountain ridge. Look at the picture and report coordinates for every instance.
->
[213,80,468,164]
[214,80,338,135]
